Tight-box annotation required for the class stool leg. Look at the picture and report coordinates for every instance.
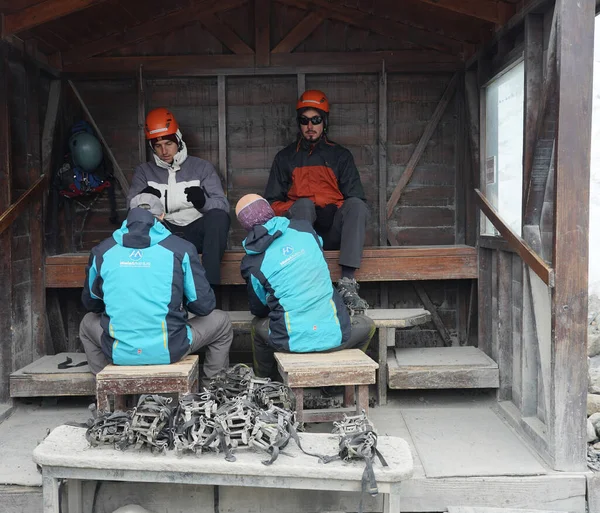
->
[344,385,355,407]
[96,385,110,413]
[114,395,126,412]
[356,385,369,416]
[293,388,304,424]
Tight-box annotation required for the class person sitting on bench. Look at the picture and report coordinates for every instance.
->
[128,107,230,288]
[79,192,233,388]
[236,193,375,379]
[264,90,369,314]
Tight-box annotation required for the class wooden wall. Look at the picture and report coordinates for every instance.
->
[63,72,458,250]
[0,44,48,401]
[39,70,472,354]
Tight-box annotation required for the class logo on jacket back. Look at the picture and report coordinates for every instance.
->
[279,245,305,266]
[129,249,143,261]
[120,249,151,268]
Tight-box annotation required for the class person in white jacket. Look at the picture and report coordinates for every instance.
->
[127,107,230,286]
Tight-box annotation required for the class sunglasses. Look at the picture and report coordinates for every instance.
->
[298,115,323,126]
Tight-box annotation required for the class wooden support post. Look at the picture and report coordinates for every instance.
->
[68,80,130,196]
[255,0,270,67]
[414,283,453,347]
[41,80,61,354]
[41,81,61,178]
[455,73,466,245]
[551,0,594,472]
[524,9,557,223]
[386,73,458,219]
[464,71,480,188]
[497,252,513,401]
[378,62,388,246]
[523,13,544,216]
[297,73,305,98]
[137,66,146,166]
[26,58,45,359]
[0,44,13,402]
[478,248,493,358]
[218,75,228,196]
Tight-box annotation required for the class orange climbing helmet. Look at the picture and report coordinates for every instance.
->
[296,90,329,113]
[144,107,179,140]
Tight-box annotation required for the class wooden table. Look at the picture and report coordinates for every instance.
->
[33,425,414,513]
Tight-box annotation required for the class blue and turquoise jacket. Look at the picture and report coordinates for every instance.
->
[81,208,215,365]
[240,217,351,352]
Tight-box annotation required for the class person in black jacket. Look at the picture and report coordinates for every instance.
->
[264,90,369,313]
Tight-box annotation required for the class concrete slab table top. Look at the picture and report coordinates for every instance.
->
[34,425,414,513]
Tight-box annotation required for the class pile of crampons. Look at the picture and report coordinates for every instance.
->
[85,363,387,505]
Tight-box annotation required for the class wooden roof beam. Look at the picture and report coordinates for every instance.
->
[414,0,500,24]
[276,0,465,55]
[271,11,324,53]
[62,51,461,75]
[2,0,108,37]
[199,12,254,55]
[62,0,248,65]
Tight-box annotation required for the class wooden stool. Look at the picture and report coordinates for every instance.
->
[274,349,379,424]
[96,355,199,412]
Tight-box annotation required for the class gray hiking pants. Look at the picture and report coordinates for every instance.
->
[79,310,233,388]
[288,197,369,269]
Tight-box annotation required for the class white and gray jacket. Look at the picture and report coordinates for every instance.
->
[128,155,229,226]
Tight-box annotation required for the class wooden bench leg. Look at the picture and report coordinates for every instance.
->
[378,327,396,406]
[383,483,402,513]
[42,473,60,513]
[356,385,369,416]
[343,385,355,407]
[67,479,83,513]
[293,388,304,424]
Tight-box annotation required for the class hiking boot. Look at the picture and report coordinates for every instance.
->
[337,277,369,315]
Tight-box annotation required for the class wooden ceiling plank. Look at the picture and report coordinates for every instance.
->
[199,12,254,55]
[414,0,499,24]
[271,11,324,53]
[3,0,108,37]
[276,0,464,54]
[62,0,248,65]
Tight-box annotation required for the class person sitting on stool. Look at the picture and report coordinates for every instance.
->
[236,193,375,379]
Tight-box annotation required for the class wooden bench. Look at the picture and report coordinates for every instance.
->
[275,349,379,424]
[44,245,478,287]
[96,355,199,411]
[33,424,414,513]
[11,310,431,405]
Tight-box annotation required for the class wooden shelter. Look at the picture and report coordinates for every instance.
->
[0,0,596,508]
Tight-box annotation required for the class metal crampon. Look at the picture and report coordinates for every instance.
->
[207,363,254,400]
[251,380,296,411]
[85,404,131,450]
[129,394,174,452]
[172,392,219,454]
[215,397,259,448]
